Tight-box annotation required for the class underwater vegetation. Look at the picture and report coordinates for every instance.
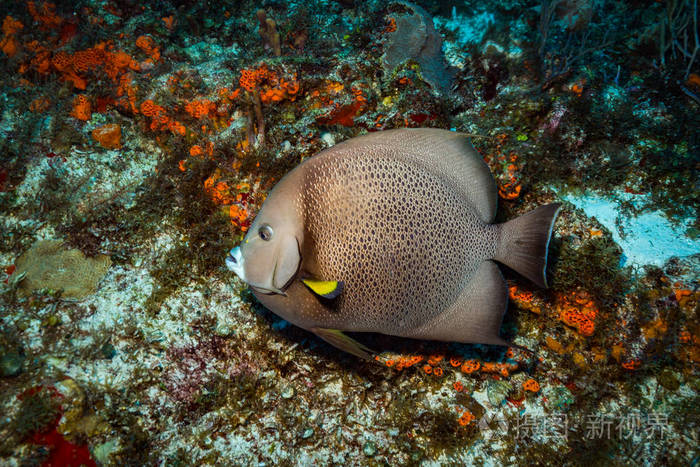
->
[0,0,697,465]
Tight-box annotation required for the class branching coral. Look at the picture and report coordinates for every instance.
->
[657,0,699,78]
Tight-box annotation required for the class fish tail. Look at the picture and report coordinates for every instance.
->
[494,203,561,288]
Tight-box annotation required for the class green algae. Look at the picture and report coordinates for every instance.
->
[550,234,629,307]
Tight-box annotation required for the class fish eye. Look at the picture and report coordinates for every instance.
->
[258,224,273,241]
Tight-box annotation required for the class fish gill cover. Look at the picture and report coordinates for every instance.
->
[0,0,698,465]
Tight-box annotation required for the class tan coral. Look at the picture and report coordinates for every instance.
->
[15,240,111,300]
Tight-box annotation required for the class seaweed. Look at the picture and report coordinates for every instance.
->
[550,235,629,308]
[0,386,61,456]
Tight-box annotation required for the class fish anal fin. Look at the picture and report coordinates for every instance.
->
[302,278,344,299]
[311,327,376,361]
[406,260,509,345]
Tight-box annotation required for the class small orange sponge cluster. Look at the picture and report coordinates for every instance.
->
[27,1,62,30]
[239,65,300,104]
[71,95,91,121]
[135,35,160,64]
[1,16,23,57]
[509,285,542,314]
[380,354,424,371]
[480,361,518,377]
[523,379,540,392]
[140,99,186,134]
[458,410,475,426]
[498,153,522,200]
[557,290,598,336]
[460,359,481,374]
[202,171,256,231]
[49,43,140,90]
[185,99,216,119]
[239,65,274,92]
[92,124,122,149]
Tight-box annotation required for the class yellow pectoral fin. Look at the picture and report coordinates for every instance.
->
[302,279,344,299]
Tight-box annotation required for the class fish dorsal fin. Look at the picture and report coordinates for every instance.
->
[311,327,376,361]
[302,278,344,299]
[330,128,498,223]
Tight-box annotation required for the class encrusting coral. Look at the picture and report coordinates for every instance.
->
[14,240,111,300]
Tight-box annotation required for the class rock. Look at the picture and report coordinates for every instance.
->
[487,380,513,407]
[281,386,295,399]
[658,368,680,391]
[56,379,110,440]
[15,240,111,300]
[92,438,121,464]
[100,342,116,359]
[320,132,335,147]
[362,441,377,457]
[43,314,61,327]
[215,322,234,337]
[0,350,24,377]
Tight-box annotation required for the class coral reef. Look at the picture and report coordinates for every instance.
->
[0,0,697,465]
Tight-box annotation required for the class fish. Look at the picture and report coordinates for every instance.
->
[226,128,560,361]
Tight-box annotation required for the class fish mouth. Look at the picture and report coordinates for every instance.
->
[225,246,245,279]
[226,246,288,296]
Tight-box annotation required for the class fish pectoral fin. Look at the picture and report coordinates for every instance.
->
[302,278,344,299]
[311,327,375,361]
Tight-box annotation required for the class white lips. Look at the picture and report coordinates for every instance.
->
[225,246,246,281]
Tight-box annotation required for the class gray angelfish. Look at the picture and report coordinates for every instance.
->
[226,128,560,360]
